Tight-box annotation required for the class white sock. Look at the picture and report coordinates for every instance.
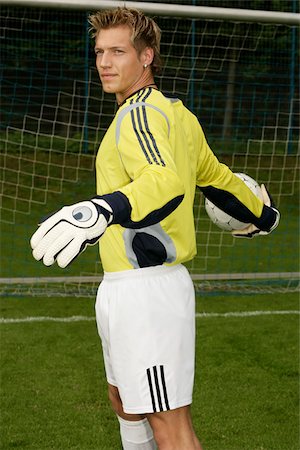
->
[117,416,157,450]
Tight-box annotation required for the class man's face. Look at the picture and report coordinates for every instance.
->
[94,25,145,99]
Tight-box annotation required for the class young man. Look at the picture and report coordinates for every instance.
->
[30,7,280,450]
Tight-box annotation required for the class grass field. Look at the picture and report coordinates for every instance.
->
[0,291,299,450]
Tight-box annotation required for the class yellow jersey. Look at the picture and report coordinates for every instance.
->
[96,87,265,272]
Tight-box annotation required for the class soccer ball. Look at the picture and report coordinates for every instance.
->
[204,173,263,231]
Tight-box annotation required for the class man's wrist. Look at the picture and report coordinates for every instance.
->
[253,204,280,232]
[94,192,132,226]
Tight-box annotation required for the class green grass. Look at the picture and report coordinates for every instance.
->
[0,292,299,450]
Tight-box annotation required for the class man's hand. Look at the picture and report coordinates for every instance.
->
[30,198,113,268]
[232,184,280,238]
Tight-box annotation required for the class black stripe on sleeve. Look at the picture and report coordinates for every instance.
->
[200,185,278,231]
[130,101,152,164]
[136,106,159,164]
[141,88,165,166]
[200,185,259,224]
[101,191,184,229]
[122,194,184,229]
[129,90,165,167]
[142,105,166,166]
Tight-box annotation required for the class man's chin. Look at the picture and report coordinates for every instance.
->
[101,83,117,94]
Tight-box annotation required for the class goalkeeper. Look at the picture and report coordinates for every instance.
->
[30,7,280,450]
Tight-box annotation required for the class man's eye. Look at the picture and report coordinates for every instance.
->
[114,49,124,54]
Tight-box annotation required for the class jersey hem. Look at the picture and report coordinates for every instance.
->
[103,263,186,281]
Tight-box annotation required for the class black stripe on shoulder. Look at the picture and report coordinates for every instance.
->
[129,88,166,166]
[136,88,147,102]
[142,88,165,166]
[141,88,152,102]
[135,106,160,164]
[142,105,165,166]
[130,98,152,164]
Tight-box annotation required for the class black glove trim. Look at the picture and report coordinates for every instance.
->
[97,192,132,225]
[254,205,280,232]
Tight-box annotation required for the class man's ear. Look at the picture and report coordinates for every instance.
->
[142,47,154,66]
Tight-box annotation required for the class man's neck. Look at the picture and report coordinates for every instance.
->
[116,69,156,105]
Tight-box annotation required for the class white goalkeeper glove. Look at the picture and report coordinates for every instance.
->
[232,184,280,238]
[30,198,113,268]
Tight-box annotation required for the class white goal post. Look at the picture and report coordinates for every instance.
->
[1,0,300,24]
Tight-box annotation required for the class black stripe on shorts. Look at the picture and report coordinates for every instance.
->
[146,365,170,412]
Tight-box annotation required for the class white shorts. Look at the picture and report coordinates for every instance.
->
[95,264,196,415]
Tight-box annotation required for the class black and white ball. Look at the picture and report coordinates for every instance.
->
[205,173,263,231]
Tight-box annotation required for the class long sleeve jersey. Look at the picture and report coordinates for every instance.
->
[96,87,276,272]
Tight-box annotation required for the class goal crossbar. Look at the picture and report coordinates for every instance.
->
[1,0,299,25]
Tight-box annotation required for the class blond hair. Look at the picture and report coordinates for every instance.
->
[88,7,162,74]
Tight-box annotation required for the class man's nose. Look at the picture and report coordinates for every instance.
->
[100,51,112,68]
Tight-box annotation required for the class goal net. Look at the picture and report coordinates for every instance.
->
[1,1,299,296]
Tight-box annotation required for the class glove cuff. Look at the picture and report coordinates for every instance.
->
[94,192,132,226]
[254,204,280,232]
[92,198,113,224]
[269,207,280,232]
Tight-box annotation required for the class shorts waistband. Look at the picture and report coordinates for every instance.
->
[103,264,185,281]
